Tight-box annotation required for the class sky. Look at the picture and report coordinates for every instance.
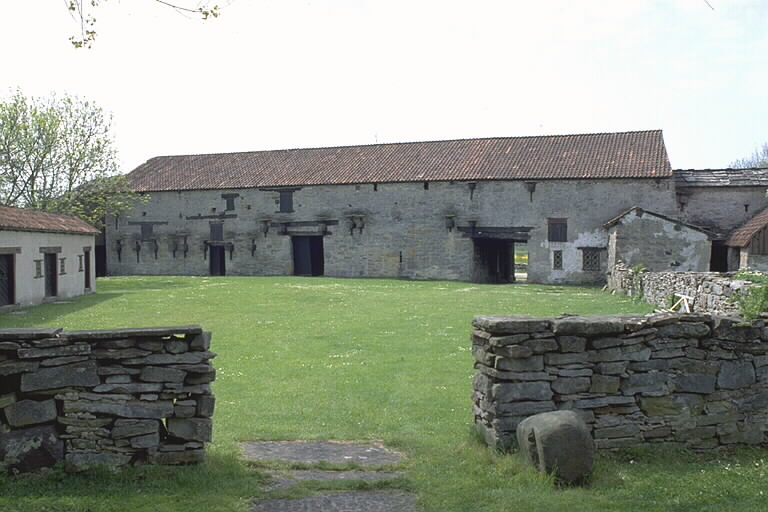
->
[2,0,767,173]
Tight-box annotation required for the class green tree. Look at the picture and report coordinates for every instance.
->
[0,90,142,229]
[67,1,220,48]
[730,142,768,169]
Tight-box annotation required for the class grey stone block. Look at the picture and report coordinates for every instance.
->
[522,338,559,353]
[657,323,710,338]
[166,418,212,442]
[494,345,534,359]
[0,360,39,376]
[590,375,620,394]
[620,372,670,396]
[545,352,589,365]
[492,382,553,402]
[497,400,556,417]
[189,331,212,351]
[552,316,625,337]
[495,355,544,372]
[4,399,57,427]
[591,337,624,349]
[64,399,174,418]
[112,419,160,439]
[673,374,716,394]
[717,361,756,389]
[20,361,100,392]
[473,316,552,335]
[552,377,591,395]
[17,344,91,359]
[516,410,594,484]
[558,336,587,352]
[140,366,187,383]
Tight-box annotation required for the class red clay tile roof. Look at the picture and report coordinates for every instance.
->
[726,207,768,248]
[0,205,99,235]
[128,130,671,192]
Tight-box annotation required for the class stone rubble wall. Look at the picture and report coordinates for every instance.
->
[607,263,753,314]
[472,313,768,451]
[0,326,215,473]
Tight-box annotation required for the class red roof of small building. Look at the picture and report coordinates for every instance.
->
[726,207,768,248]
[0,205,99,235]
[128,130,672,192]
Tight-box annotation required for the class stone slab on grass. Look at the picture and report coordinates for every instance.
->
[241,441,404,467]
[251,491,416,512]
[264,469,404,490]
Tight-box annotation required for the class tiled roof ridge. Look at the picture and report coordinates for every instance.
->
[0,204,100,235]
[146,129,665,162]
[675,167,768,172]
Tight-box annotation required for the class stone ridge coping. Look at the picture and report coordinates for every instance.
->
[62,326,203,339]
[472,312,750,336]
[0,326,203,341]
[0,328,63,340]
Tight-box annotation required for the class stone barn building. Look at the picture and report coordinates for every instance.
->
[0,205,99,307]
[103,130,768,284]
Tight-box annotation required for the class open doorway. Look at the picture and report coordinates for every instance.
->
[473,239,512,283]
[513,241,529,282]
[292,236,324,276]
[710,240,728,272]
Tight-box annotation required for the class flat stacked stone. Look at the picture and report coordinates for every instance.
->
[0,326,216,473]
[472,313,768,452]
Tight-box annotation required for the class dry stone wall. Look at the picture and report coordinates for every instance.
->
[607,263,752,314]
[472,313,768,451]
[0,326,215,473]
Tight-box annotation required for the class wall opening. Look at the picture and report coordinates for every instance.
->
[514,241,529,282]
[292,236,324,276]
[710,240,728,272]
[0,254,15,306]
[473,239,512,283]
[44,253,58,297]
[209,247,226,276]
[84,249,92,290]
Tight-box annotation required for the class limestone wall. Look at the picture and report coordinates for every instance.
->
[105,178,678,284]
[607,263,752,314]
[472,313,768,451]
[0,326,215,473]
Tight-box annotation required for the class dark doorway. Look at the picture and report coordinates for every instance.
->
[473,239,512,283]
[0,255,15,306]
[710,241,728,272]
[44,253,58,297]
[84,250,92,289]
[95,245,107,277]
[209,247,226,276]
[292,236,324,276]
[209,222,226,276]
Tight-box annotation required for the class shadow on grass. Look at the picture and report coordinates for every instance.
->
[0,451,264,510]
[0,291,121,328]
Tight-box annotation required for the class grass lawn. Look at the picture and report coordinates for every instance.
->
[1,276,766,512]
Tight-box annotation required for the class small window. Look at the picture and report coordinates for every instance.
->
[278,190,294,213]
[582,248,601,271]
[224,197,236,211]
[141,224,154,240]
[548,218,567,242]
[553,250,563,270]
[34,260,43,278]
[59,258,66,275]
[423,182,429,190]
[78,254,84,272]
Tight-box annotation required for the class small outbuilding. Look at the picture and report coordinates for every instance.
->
[604,207,712,272]
[725,206,768,272]
[0,205,99,308]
